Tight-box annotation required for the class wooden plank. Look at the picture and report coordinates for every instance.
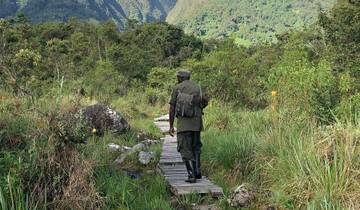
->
[155,115,223,198]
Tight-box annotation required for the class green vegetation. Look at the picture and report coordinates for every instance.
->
[1,0,360,209]
[1,0,339,44]
[0,0,177,29]
[167,0,337,43]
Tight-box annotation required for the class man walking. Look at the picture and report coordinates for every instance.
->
[169,70,208,183]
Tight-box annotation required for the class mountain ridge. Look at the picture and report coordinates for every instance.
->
[0,0,177,29]
[0,0,337,42]
[166,0,337,42]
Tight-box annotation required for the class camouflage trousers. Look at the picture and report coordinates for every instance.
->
[177,131,202,161]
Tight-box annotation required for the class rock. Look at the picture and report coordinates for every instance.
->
[227,184,255,208]
[114,153,128,164]
[107,143,132,153]
[142,139,160,146]
[138,151,155,165]
[114,143,147,165]
[80,104,129,136]
[137,130,148,141]
[132,143,147,152]
[113,140,158,165]
[108,143,121,152]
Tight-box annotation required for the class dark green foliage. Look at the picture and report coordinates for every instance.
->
[0,19,202,97]
[319,1,360,91]
[167,0,337,43]
[186,39,281,109]
[110,22,202,79]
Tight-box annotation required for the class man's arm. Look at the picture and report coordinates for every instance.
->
[169,104,175,136]
[169,88,177,136]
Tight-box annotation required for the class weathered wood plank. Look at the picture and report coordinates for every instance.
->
[155,116,223,198]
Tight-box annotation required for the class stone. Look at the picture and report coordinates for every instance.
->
[142,139,160,146]
[114,153,128,164]
[114,143,147,165]
[137,130,148,141]
[227,184,255,208]
[107,143,132,153]
[138,151,155,165]
[80,104,129,136]
[108,143,121,152]
[113,140,159,165]
[132,143,147,152]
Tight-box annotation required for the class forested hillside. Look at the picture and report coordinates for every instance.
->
[1,0,337,43]
[0,0,360,209]
[167,0,337,43]
[0,0,176,28]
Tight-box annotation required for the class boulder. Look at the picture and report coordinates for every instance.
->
[132,143,147,152]
[138,151,155,165]
[227,184,255,208]
[80,104,129,136]
[113,143,147,165]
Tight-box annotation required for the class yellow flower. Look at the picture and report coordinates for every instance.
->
[271,91,277,97]
[92,128,97,133]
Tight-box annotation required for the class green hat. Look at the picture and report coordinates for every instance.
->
[177,70,191,78]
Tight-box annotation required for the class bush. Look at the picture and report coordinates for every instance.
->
[268,33,339,122]
[0,94,104,209]
[85,61,129,102]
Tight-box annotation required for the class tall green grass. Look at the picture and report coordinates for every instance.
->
[201,102,360,209]
[94,166,172,210]
[0,175,44,210]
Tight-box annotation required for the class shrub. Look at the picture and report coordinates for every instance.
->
[85,61,129,102]
[268,33,338,122]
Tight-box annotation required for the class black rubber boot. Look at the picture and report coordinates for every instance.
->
[185,161,196,183]
[194,152,202,179]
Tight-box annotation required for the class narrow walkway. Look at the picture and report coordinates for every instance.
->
[154,115,223,197]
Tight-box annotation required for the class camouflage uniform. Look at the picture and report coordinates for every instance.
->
[169,79,203,161]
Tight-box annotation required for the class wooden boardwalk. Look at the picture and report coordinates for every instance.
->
[154,115,223,197]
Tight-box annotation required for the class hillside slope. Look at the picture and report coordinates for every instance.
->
[167,0,337,43]
[0,0,337,42]
[0,0,176,29]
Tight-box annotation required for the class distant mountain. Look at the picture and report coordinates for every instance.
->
[0,0,337,43]
[0,0,177,29]
[167,0,337,43]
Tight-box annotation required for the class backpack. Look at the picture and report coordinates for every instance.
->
[175,86,202,118]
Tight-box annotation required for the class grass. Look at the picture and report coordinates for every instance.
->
[200,102,360,209]
[94,166,172,210]
[0,90,174,210]
[0,174,44,210]
[1,89,360,209]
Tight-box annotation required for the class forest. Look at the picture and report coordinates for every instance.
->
[1,0,337,43]
[0,0,359,209]
[166,0,337,43]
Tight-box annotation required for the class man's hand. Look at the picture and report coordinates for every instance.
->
[169,126,175,137]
